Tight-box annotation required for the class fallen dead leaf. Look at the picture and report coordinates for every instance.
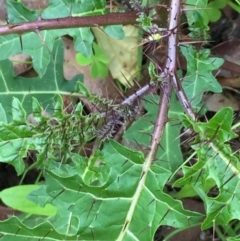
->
[10,54,32,76]
[203,92,239,112]
[212,40,240,87]
[92,25,139,87]
[217,76,240,88]
[22,0,49,9]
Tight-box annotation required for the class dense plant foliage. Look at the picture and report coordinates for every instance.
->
[0,0,239,240]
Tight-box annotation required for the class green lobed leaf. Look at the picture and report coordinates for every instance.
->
[181,45,223,106]
[27,140,203,240]
[0,30,65,77]
[72,0,106,16]
[185,0,209,26]
[4,1,95,76]
[185,0,211,40]
[174,108,240,230]
[194,107,237,143]
[0,216,78,240]
[7,0,38,23]
[5,0,122,78]
[0,38,83,122]
[41,0,106,18]
[41,0,73,19]
[0,88,103,174]
[72,28,94,57]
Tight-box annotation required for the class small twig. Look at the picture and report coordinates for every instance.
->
[171,74,196,119]
[222,86,240,95]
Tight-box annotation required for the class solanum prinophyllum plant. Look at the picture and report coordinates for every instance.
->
[0,0,239,240]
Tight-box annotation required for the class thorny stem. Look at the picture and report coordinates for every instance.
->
[167,7,195,119]
[0,4,235,119]
[148,0,181,161]
[99,0,195,162]
[0,12,137,35]
[116,2,182,238]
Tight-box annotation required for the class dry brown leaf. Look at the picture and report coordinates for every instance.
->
[211,40,240,88]
[203,92,239,112]
[217,76,240,88]
[10,54,32,76]
[212,40,240,64]
[22,0,49,9]
[92,25,139,87]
